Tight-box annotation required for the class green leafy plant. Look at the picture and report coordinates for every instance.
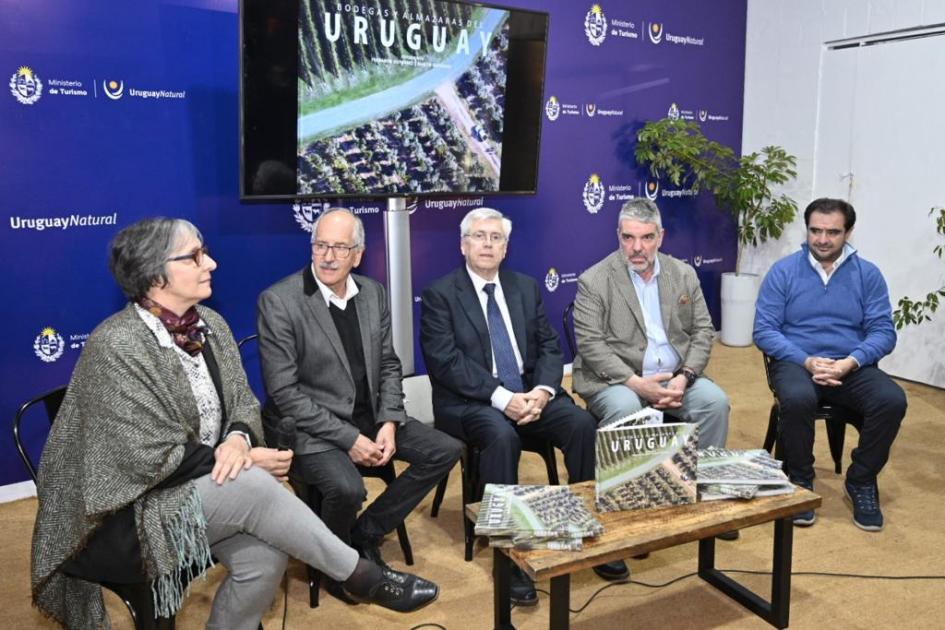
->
[892,206,945,329]
[634,118,798,274]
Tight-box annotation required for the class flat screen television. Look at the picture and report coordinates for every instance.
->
[240,0,549,201]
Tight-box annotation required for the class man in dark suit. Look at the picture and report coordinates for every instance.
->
[420,207,626,605]
[257,208,461,603]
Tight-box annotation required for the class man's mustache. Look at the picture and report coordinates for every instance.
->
[318,261,340,271]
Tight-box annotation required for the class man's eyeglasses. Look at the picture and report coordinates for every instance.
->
[166,245,209,266]
[313,242,357,259]
[464,231,507,244]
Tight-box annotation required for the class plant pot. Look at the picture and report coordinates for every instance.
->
[720,272,759,347]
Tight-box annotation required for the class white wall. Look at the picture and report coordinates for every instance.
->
[742,0,945,386]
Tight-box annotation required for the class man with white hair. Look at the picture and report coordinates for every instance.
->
[257,208,461,604]
[421,207,624,605]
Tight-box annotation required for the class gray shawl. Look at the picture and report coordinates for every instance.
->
[31,304,264,629]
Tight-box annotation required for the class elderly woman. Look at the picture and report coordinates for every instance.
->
[31,218,437,629]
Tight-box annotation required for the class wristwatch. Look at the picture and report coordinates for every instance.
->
[673,367,697,388]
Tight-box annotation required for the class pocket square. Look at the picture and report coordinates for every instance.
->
[678,294,691,305]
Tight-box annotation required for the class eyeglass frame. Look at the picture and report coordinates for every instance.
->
[166,245,210,266]
[312,241,360,259]
[463,231,508,245]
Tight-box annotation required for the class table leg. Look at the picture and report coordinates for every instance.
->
[549,574,570,630]
[770,516,794,628]
[698,518,795,629]
[493,548,515,630]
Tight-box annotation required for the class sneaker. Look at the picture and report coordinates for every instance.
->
[844,480,884,531]
[790,478,816,527]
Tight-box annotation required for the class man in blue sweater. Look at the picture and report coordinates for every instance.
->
[754,198,906,531]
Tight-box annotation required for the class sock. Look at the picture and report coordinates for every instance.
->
[342,558,384,597]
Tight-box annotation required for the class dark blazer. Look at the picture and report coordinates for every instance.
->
[420,267,565,414]
[256,266,409,455]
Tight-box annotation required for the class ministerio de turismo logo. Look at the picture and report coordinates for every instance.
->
[34,327,65,363]
[584,5,608,46]
[544,267,560,292]
[10,66,43,104]
[545,96,560,121]
[582,174,605,214]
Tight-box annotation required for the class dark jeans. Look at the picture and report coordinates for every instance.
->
[435,394,597,485]
[295,420,462,546]
[770,360,907,485]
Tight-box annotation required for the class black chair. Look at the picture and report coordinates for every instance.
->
[430,436,560,561]
[14,386,185,630]
[761,353,863,474]
[238,333,414,608]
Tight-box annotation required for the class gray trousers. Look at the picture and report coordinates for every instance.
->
[195,467,359,630]
[586,378,730,448]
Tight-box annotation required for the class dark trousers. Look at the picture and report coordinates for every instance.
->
[435,394,597,485]
[295,420,462,546]
[770,360,907,485]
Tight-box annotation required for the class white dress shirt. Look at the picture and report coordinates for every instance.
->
[312,264,360,310]
[628,258,681,376]
[466,266,555,412]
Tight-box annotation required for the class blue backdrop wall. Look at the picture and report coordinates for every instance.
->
[0,0,745,488]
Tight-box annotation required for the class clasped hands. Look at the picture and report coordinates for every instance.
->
[627,372,687,409]
[503,387,551,425]
[347,421,397,467]
[804,356,856,386]
[212,433,294,484]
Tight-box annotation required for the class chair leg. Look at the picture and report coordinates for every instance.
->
[463,450,479,562]
[307,564,321,608]
[763,403,779,453]
[825,417,846,475]
[541,443,560,485]
[395,522,414,565]
[430,474,448,518]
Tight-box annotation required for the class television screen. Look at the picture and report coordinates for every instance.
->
[241,0,549,200]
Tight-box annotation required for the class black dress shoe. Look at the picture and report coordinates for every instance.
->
[510,565,538,607]
[324,578,359,605]
[717,530,740,541]
[344,569,439,613]
[592,559,629,581]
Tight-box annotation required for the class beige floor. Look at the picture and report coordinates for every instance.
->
[4,342,944,629]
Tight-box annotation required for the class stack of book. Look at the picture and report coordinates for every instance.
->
[697,448,795,501]
[474,484,604,551]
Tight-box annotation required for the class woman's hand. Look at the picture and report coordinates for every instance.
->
[250,447,293,482]
[212,434,253,484]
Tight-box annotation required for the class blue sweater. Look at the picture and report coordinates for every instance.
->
[753,245,896,367]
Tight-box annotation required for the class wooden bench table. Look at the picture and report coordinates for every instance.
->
[466,481,821,630]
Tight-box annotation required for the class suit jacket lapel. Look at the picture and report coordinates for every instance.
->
[354,278,377,395]
[454,269,494,370]
[500,271,527,359]
[656,254,676,332]
[609,252,645,330]
[302,266,353,382]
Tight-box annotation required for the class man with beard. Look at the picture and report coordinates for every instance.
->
[754,198,906,532]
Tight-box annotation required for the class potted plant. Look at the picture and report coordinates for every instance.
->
[892,205,945,329]
[634,118,798,346]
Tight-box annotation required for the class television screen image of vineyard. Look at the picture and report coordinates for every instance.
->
[297,0,510,195]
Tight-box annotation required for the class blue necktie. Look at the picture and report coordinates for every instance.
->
[483,283,523,393]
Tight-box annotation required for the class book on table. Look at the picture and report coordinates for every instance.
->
[595,407,699,512]
[697,448,795,501]
[474,483,604,550]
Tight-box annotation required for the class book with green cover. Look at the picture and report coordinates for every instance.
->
[474,484,604,548]
[595,408,699,512]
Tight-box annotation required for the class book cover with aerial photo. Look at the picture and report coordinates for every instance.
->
[297,0,509,195]
[595,409,699,512]
[474,484,603,550]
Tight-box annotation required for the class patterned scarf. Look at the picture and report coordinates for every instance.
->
[139,297,206,356]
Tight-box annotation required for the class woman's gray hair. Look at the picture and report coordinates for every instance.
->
[108,217,203,301]
[310,207,365,248]
[460,207,512,239]
[617,198,663,231]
